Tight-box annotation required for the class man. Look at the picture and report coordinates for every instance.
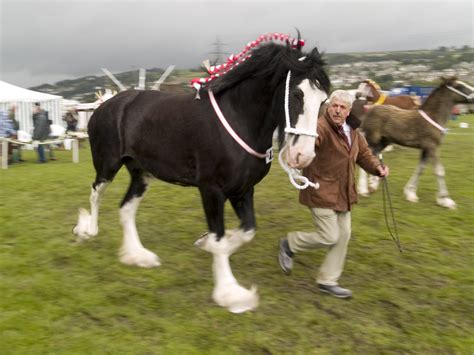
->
[9,104,24,163]
[278,90,389,298]
[0,109,16,164]
[32,102,51,163]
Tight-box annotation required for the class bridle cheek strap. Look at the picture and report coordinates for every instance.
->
[284,70,319,138]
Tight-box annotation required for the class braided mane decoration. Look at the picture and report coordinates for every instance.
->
[191,32,307,96]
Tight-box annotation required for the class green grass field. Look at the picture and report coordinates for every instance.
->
[1,115,473,354]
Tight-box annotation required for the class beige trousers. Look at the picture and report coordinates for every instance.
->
[287,207,351,286]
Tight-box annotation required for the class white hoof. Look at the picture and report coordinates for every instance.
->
[404,189,419,203]
[119,247,161,268]
[383,145,394,152]
[73,208,98,240]
[436,197,457,209]
[213,284,259,314]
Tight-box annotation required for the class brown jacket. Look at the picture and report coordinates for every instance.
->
[299,113,381,212]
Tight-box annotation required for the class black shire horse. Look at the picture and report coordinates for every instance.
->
[73,39,330,313]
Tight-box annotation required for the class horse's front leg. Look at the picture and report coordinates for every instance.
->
[228,187,257,246]
[194,185,258,313]
[432,150,456,209]
[404,149,429,203]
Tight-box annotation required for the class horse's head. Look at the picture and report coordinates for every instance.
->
[357,79,380,102]
[442,76,474,104]
[276,45,331,169]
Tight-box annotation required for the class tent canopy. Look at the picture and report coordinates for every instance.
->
[0,81,63,132]
[0,80,62,103]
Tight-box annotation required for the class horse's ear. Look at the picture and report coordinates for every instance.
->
[309,47,321,58]
[295,28,303,51]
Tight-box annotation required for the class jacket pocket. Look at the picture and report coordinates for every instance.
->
[313,175,339,205]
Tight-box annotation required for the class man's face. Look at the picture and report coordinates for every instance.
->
[327,99,351,127]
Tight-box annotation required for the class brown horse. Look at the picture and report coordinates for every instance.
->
[357,79,420,109]
[360,77,473,209]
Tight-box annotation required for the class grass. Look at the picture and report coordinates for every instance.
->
[1,115,473,354]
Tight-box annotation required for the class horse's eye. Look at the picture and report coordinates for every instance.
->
[293,91,304,102]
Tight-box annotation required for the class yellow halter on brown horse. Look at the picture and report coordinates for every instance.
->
[357,79,420,109]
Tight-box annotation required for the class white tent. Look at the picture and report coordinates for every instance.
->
[0,80,63,134]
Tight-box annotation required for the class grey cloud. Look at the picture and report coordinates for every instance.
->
[1,1,472,87]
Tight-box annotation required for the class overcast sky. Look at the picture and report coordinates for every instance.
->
[0,0,472,88]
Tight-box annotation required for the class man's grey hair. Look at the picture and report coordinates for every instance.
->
[329,90,353,109]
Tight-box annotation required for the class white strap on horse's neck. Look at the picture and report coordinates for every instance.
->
[278,146,319,190]
[418,110,447,133]
[208,89,273,163]
[446,85,474,100]
[284,70,319,137]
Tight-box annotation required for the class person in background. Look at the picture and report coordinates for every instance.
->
[0,109,17,164]
[63,108,78,132]
[278,90,389,299]
[32,102,51,163]
[9,104,24,163]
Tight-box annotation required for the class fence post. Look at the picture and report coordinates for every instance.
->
[72,139,79,163]
[1,139,8,169]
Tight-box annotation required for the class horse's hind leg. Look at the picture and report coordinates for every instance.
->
[432,150,456,209]
[404,149,429,203]
[73,170,118,240]
[357,168,370,196]
[119,160,160,268]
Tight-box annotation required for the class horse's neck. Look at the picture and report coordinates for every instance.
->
[222,79,278,139]
[421,88,454,125]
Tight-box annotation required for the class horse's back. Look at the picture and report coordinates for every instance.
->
[362,105,424,147]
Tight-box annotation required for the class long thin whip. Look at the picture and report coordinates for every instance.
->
[379,154,402,252]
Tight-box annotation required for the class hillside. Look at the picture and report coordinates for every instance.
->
[30,46,473,102]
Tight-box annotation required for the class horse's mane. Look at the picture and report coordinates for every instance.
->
[208,42,331,95]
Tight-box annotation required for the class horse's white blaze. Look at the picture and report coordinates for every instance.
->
[286,79,327,168]
[73,182,109,240]
[119,196,160,268]
[194,230,258,313]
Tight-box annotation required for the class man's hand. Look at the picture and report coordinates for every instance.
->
[377,165,389,178]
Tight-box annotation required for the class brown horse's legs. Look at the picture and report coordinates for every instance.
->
[432,150,457,209]
[404,150,429,202]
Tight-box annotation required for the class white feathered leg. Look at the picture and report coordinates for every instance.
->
[73,182,109,240]
[404,159,428,203]
[434,161,457,209]
[368,175,380,193]
[358,168,370,196]
[195,230,258,314]
[119,196,160,268]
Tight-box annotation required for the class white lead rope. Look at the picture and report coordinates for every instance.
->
[278,146,319,190]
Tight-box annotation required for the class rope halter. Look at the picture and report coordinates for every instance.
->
[446,82,474,100]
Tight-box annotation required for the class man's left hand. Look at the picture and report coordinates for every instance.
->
[378,165,389,178]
